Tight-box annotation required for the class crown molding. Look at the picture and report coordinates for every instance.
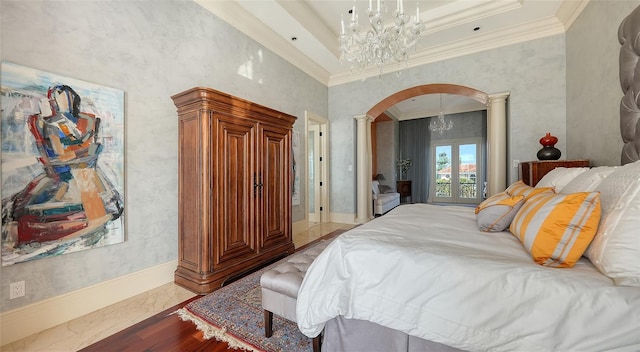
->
[276,0,341,58]
[386,106,402,120]
[420,0,523,37]
[328,15,566,86]
[193,0,331,86]
[194,0,587,89]
[555,0,590,29]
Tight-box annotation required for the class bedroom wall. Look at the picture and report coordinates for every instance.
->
[375,120,397,185]
[0,0,327,313]
[328,35,567,214]
[566,0,639,166]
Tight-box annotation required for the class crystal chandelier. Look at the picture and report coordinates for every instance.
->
[429,94,453,134]
[339,0,425,75]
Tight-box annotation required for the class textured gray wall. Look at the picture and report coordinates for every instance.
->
[0,0,327,312]
[566,0,639,166]
[1,0,632,314]
[329,35,567,214]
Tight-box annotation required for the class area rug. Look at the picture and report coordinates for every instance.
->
[177,235,341,352]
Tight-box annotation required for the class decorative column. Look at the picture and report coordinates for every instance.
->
[486,92,509,196]
[354,114,374,223]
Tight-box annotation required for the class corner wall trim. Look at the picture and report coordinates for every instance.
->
[0,260,177,346]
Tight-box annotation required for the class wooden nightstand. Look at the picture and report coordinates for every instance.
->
[396,180,412,203]
[519,160,590,186]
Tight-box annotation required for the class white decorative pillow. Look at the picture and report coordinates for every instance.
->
[475,192,525,232]
[585,160,640,286]
[372,180,380,195]
[535,167,589,192]
[560,166,617,194]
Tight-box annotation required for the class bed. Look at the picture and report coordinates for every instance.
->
[295,5,640,351]
[296,193,640,351]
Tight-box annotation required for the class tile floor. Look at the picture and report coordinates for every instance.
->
[1,221,353,352]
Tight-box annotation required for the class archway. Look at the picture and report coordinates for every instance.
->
[354,84,509,222]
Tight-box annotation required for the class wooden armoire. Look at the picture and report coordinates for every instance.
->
[171,87,296,294]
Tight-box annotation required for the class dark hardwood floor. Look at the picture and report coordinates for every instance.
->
[79,295,232,352]
[80,229,348,352]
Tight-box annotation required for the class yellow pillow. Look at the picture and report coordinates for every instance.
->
[509,192,601,268]
[475,192,525,232]
[506,180,553,199]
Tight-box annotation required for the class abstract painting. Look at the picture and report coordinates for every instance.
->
[1,62,125,266]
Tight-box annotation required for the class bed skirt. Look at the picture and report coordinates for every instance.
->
[323,316,465,352]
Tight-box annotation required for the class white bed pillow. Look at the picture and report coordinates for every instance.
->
[535,167,589,192]
[585,160,640,286]
[560,166,617,194]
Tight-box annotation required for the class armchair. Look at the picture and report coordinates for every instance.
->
[372,180,400,216]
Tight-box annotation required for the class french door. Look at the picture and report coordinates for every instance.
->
[308,124,321,223]
[431,138,483,204]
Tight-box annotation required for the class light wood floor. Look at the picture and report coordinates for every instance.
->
[1,222,354,352]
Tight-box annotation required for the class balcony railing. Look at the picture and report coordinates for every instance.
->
[435,181,477,198]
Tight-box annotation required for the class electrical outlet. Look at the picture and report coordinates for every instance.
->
[10,281,25,299]
[513,159,520,168]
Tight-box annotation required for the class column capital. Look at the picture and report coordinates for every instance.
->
[354,114,374,122]
[487,92,510,104]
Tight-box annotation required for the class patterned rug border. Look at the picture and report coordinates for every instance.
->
[177,308,262,352]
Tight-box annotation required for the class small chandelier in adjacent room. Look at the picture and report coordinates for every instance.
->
[339,0,425,76]
[429,94,454,135]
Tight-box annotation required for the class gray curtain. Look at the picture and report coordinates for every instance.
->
[399,119,431,203]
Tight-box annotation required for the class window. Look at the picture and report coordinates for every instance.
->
[431,138,483,204]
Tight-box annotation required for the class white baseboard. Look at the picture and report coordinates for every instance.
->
[294,214,359,229]
[328,212,358,225]
[0,259,177,346]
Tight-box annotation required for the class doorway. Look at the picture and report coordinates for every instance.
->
[353,84,508,222]
[305,112,329,224]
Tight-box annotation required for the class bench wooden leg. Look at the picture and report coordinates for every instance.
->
[264,310,273,338]
[312,334,321,352]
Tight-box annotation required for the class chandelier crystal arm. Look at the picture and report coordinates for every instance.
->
[339,0,425,77]
[429,94,454,135]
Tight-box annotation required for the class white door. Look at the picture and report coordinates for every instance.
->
[431,138,483,204]
[306,112,329,223]
[308,124,321,223]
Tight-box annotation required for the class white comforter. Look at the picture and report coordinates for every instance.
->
[296,204,640,352]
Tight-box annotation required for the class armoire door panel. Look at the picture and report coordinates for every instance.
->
[214,116,256,266]
[258,124,291,251]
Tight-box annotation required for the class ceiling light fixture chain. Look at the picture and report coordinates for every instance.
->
[429,93,454,134]
[339,0,425,77]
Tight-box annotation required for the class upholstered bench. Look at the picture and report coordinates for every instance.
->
[260,240,330,352]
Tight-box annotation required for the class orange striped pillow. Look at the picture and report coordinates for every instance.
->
[475,192,525,232]
[506,180,553,199]
[509,192,601,268]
